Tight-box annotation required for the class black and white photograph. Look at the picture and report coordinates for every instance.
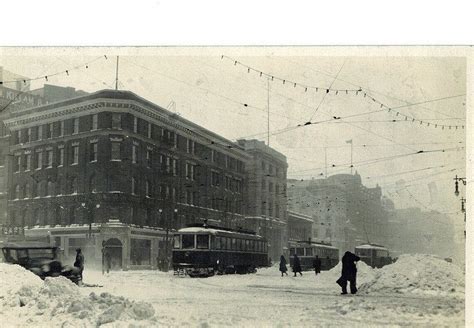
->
[0,45,469,327]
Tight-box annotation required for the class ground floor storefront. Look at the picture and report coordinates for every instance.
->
[24,219,172,271]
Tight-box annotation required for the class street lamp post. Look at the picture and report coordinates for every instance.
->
[453,175,467,237]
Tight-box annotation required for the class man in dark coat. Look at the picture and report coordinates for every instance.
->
[313,255,322,275]
[292,253,302,276]
[279,255,288,277]
[74,248,85,283]
[337,251,360,294]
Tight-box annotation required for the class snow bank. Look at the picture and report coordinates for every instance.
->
[0,263,158,327]
[359,254,465,296]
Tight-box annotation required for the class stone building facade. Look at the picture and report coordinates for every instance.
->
[3,89,250,269]
[236,139,288,263]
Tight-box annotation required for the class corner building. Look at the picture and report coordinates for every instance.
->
[4,90,250,269]
[236,139,288,264]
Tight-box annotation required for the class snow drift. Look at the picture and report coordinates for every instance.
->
[358,254,464,296]
[0,263,157,327]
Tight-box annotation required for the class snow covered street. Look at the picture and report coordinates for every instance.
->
[0,254,465,327]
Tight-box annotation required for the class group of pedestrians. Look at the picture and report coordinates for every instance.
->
[278,251,361,295]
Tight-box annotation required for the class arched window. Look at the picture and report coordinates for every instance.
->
[32,181,38,198]
[89,175,97,193]
[33,208,40,226]
[131,177,137,195]
[70,177,78,194]
[14,184,20,199]
[21,210,27,228]
[54,206,61,226]
[9,210,16,226]
[145,180,151,197]
[47,180,54,196]
[69,206,76,225]
[42,208,47,226]
[56,178,62,195]
[24,183,30,199]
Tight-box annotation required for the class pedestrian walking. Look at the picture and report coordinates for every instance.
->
[279,255,288,277]
[313,255,322,275]
[292,253,303,276]
[74,248,85,284]
[105,251,112,274]
[336,251,360,295]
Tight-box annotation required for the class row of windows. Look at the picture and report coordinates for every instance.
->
[9,205,161,228]
[11,177,243,214]
[261,180,286,196]
[261,201,281,218]
[289,247,338,258]
[261,160,285,178]
[175,234,267,252]
[12,112,245,174]
[12,142,244,191]
[14,115,98,144]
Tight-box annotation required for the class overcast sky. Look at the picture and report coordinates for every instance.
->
[0,47,467,230]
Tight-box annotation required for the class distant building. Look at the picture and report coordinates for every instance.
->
[287,211,312,244]
[288,172,388,255]
[3,89,250,269]
[236,139,288,263]
[385,207,457,259]
[0,67,31,92]
[30,84,88,104]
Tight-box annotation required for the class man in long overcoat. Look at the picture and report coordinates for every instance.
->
[279,255,288,276]
[74,248,85,283]
[337,251,360,294]
[313,255,322,275]
[292,253,302,276]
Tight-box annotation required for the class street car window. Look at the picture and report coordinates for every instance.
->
[196,235,209,249]
[376,250,388,257]
[215,237,222,249]
[296,248,304,256]
[245,240,250,251]
[173,235,180,249]
[290,248,295,255]
[9,249,19,261]
[305,248,313,256]
[17,249,28,259]
[231,238,237,250]
[182,235,195,249]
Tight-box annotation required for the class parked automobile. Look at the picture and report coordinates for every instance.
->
[0,241,81,284]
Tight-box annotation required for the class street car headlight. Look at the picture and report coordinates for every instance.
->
[41,264,50,272]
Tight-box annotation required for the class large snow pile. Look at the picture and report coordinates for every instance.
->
[359,254,465,296]
[0,263,158,327]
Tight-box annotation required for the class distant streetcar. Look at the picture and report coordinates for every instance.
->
[289,241,339,271]
[354,244,392,268]
[172,224,268,277]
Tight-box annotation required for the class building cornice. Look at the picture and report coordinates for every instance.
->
[5,90,252,161]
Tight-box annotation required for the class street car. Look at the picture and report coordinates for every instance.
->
[0,241,81,284]
[354,243,393,268]
[289,240,339,271]
[173,224,268,277]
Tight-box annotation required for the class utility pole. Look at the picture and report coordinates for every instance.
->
[267,78,270,146]
[115,56,119,90]
[325,147,328,178]
[346,139,353,174]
